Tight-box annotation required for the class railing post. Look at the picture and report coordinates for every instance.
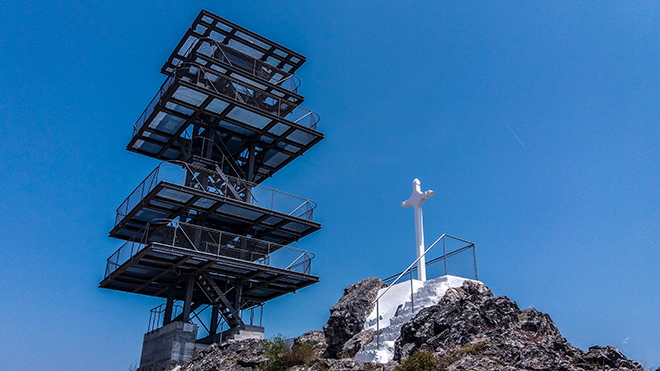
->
[410,270,414,314]
[173,222,177,246]
[376,298,380,350]
[473,244,478,281]
[260,304,264,327]
[443,237,448,276]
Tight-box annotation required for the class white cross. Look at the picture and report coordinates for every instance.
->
[401,178,434,282]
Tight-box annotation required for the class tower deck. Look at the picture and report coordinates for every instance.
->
[129,64,322,182]
[101,220,318,303]
[162,10,307,77]
[110,162,320,245]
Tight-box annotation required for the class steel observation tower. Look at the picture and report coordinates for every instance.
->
[99,10,323,370]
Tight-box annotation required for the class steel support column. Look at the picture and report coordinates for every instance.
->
[182,275,195,321]
[234,278,244,317]
[210,305,219,334]
[164,285,175,325]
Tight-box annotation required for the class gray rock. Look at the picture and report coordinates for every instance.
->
[318,358,382,370]
[171,338,267,371]
[294,330,327,358]
[323,277,387,358]
[285,358,384,371]
[446,354,520,371]
[341,329,375,358]
[168,278,644,371]
[577,345,643,370]
[394,281,641,371]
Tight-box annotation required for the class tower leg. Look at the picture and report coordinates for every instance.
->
[182,275,195,321]
[210,305,219,335]
[164,285,175,325]
[234,279,244,321]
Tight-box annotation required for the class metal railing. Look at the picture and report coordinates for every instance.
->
[176,63,319,130]
[114,161,317,227]
[191,38,302,92]
[373,234,477,349]
[133,75,175,136]
[148,304,184,332]
[132,61,318,144]
[104,219,315,279]
[147,301,264,336]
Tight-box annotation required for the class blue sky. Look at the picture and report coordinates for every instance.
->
[1,1,659,370]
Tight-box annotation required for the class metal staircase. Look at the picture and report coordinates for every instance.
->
[196,273,243,328]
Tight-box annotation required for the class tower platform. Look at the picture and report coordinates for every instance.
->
[110,162,320,245]
[102,220,318,303]
[162,10,307,77]
[128,64,322,182]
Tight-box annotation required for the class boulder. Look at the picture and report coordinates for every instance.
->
[577,345,643,370]
[323,277,387,358]
[294,330,327,357]
[170,338,268,371]
[341,329,375,358]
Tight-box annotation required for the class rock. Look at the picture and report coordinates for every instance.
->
[170,338,267,371]
[294,330,327,357]
[394,281,642,371]
[285,358,385,371]
[288,365,324,371]
[577,345,643,370]
[323,277,387,358]
[168,278,644,371]
[395,281,517,358]
[341,329,375,358]
[317,358,382,370]
[445,354,517,371]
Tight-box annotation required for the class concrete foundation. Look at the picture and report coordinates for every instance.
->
[137,321,207,371]
[197,324,265,344]
[137,322,264,370]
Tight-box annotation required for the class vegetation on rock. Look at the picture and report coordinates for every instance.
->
[260,334,318,371]
[393,351,436,371]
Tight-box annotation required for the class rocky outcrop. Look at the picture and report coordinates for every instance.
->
[294,330,327,358]
[341,329,376,358]
[395,281,642,370]
[170,338,268,371]
[167,279,643,371]
[322,277,387,358]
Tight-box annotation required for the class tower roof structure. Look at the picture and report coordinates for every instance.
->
[128,10,322,183]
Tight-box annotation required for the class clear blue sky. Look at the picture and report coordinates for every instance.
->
[1,1,659,370]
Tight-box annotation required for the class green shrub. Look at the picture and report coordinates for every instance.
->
[285,341,316,366]
[459,339,487,355]
[261,335,287,371]
[394,351,437,371]
[261,336,319,371]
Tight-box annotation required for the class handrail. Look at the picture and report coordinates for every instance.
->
[104,219,316,279]
[131,61,319,144]
[373,234,447,304]
[374,233,477,303]
[370,234,477,352]
[174,62,320,129]
[133,75,175,135]
[114,161,318,227]
[189,37,302,93]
